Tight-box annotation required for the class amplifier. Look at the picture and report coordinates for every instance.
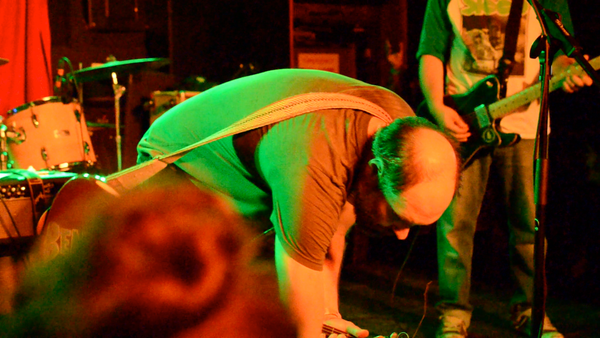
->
[149,90,201,125]
[0,170,75,252]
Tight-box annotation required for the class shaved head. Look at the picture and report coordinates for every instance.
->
[370,116,460,226]
[412,128,458,183]
[389,128,459,224]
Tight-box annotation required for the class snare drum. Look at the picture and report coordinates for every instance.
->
[4,97,96,171]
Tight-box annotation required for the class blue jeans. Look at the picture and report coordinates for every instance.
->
[436,139,536,326]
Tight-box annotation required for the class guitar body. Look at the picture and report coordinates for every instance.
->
[33,176,120,262]
[416,75,520,167]
[41,176,119,230]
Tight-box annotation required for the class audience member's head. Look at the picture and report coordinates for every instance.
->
[1,184,296,337]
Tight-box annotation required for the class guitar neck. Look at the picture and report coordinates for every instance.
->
[488,56,600,120]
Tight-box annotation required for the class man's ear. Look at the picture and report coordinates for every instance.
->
[368,157,383,172]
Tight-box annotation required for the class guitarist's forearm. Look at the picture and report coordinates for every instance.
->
[419,55,447,112]
[418,55,471,142]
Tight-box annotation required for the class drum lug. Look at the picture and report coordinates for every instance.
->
[74,109,81,123]
[32,113,39,128]
[41,147,48,162]
[5,127,26,144]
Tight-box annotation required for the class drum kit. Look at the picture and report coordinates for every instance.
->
[0,57,170,174]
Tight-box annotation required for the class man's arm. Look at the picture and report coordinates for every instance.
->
[275,237,325,338]
[322,202,369,338]
[322,208,349,318]
[418,55,470,142]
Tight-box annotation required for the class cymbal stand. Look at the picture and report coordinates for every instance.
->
[0,123,8,170]
[111,72,126,172]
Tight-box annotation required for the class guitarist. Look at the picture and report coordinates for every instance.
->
[417,1,592,338]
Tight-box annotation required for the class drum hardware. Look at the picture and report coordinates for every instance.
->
[67,57,170,83]
[41,148,48,163]
[62,57,170,172]
[54,57,77,105]
[0,58,8,66]
[4,127,26,145]
[31,113,39,127]
[0,123,25,170]
[4,97,97,171]
[0,124,9,171]
[111,72,126,171]
[86,122,119,129]
[84,142,92,155]
[74,108,82,123]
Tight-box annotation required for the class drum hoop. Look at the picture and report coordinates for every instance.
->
[47,161,95,172]
[6,96,65,116]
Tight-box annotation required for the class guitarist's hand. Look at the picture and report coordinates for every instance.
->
[322,313,369,338]
[554,55,593,93]
[431,104,471,143]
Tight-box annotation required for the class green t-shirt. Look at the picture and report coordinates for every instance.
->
[138,69,413,270]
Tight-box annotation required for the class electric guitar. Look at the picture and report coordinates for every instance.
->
[416,56,600,168]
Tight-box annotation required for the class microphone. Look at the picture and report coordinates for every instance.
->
[54,57,75,103]
[54,58,66,96]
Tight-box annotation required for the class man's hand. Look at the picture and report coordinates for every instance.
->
[553,55,593,93]
[430,104,471,143]
[322,313,369,338]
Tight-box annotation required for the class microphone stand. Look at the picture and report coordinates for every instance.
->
[527,1,600,337]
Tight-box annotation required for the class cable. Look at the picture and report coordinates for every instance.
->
[384,280,432,338]
[55,56,78,104]
[390,226,421,305]
[24,172,40,235]
[412,281,432,338]
[384,226,429,338]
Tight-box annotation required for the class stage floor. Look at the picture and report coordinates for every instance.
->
[339,229,600,338]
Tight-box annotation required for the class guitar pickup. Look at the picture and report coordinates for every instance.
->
[473,104,492,129]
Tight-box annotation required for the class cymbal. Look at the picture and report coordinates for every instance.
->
[69,57,170,83]
[0,58,8,66]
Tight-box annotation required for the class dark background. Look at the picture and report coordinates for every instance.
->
[46,0,600,307]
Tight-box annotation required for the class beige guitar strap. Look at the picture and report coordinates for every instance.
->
[107,92,393,193]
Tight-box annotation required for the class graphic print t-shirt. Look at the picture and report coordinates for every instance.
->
[445,0,544,138]
[461,6,529,76]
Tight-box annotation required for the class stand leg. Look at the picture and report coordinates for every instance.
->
[111,72,126,172]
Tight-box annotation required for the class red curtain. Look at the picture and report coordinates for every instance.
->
[0,0,53,118]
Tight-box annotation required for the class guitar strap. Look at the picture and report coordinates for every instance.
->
[107,92,394,193]
[497,0,525,98]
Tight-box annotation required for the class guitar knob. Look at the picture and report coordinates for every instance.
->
[482,128,496,143]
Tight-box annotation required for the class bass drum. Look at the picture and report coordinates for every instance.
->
[4,97,96,171]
